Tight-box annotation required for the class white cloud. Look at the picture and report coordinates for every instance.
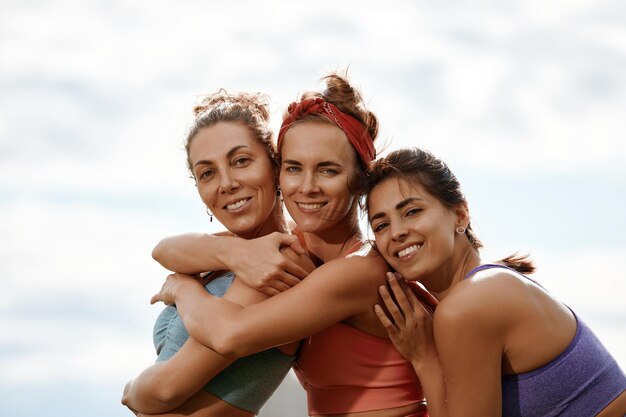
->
[1,1,625,415]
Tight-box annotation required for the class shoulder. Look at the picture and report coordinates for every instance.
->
[307,245,390,295]
[435,268,529,339]
[335,244,389,281]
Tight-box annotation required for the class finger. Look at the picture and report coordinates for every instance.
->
[282,261,308,281]
[274,232,306,255]
[261,287,281,297]
[374,304,396,332]
[288,239,305,255]
[398,278,416,309]
[150,293,160,304]
[403,281,422,310]
[268,278,293,294]
[416,299,435,320]
[378,284,405,326]
[407,281,439,310]
[387,273,414,316]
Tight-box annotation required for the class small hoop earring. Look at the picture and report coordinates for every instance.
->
[456,226,466,234]
[206,208,213,223]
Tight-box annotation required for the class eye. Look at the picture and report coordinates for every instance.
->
[406,208,422,217]
[372,221,389,233]
[320,168,339,175]
[233,156,251,166]
[284,165,301,173]
[198,169,215,181]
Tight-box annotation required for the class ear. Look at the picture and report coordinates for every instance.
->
[454,202,470,228]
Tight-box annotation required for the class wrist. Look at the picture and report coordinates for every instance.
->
[215,235,241,270]
[411,351,439,375]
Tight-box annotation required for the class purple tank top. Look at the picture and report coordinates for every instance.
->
[465,264,626,416]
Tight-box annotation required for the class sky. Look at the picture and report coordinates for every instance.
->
[1,1,625,416]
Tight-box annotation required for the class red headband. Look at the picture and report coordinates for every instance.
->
[277,98,376,167]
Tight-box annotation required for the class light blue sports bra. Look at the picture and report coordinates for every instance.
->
[153,272,295,414]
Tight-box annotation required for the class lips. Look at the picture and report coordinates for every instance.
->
[395,243,422,258]
[296,202,327,212]
[224,197,251,211]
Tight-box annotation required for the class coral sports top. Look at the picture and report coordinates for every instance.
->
[292,240,425,415]
[294,322,425,415]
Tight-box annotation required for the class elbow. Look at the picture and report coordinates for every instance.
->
[212,324,250,359]
[152,239,167,264]
[152,383,187,409]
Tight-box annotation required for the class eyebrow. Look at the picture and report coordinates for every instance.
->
[193,145,251,167]
[369,197,424,223]
[282,159,342,168]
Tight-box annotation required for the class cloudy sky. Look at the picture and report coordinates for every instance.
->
[1,1,625,416]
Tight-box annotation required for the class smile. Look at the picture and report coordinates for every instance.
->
[225,198,251,211]
[395,244,422,259]
[296,202,326,212]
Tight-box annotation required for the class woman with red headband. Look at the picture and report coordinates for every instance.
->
[151,73,428,417]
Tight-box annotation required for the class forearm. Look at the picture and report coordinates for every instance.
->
[412,356,449,417]
[123,364,184,414]
[152,233,239,274]
[174,282,245,356]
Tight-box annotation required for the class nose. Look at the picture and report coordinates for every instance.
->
[219,169,241,194]
[390,220,408,242]
[298,172,320,195]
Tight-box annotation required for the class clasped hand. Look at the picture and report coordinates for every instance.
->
[374,272,439,364]
[228,232,309,296]
[150,273,200,306]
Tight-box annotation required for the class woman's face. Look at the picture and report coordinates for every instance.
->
[368,177,462,282]
[279,120,358,234]
[189,121,279,239]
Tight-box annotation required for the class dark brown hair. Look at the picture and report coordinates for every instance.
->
[185,89,277,176]
[366,148,535,274]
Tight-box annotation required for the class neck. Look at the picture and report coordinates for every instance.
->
[241,202,287,240]
[427,243,481,301]
[302,218,362,264]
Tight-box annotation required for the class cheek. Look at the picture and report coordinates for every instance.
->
[279,175,299,195]
[198,186,216,209]
[329,178,354,204]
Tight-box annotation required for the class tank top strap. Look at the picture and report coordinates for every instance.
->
[344,240,365,256]
[463,263,510,280]
[463,263,546,289]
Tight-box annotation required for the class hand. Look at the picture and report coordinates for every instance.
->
[225,232,309,296]
[150,273,201,305]
[374,272,438,365]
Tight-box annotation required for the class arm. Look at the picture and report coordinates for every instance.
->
[376,274,505,417]
[153,232,309,295]
[123,246,315,413]
[122,336,233,413]
[153,252,390,358]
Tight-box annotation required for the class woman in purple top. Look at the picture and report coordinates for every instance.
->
[367,148,626,417]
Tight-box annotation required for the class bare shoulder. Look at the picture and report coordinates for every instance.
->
[436,268,529,335]
[309,245,390,294]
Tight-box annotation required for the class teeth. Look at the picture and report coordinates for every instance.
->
[397,244,421,258]
[226,198,249,210]
[298,203,324,210]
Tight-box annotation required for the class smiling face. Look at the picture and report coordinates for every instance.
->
[189,121,280,239]
[368,177,467,284]
[279,120,359,234]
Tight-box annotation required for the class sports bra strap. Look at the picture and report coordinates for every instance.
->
[463,263,545,289]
